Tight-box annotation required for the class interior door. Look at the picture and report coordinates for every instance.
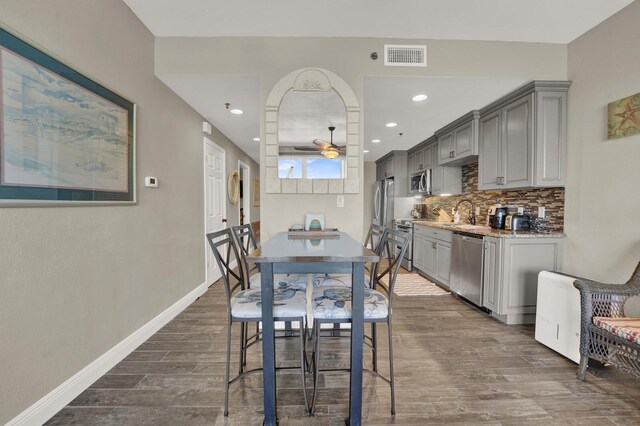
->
[205,138,225,285]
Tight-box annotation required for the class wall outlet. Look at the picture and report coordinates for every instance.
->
[475,207,480,215]
[518,206,524,214]
[337,195,344,208]
[538,206,546,218]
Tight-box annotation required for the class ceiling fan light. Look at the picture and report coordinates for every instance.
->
[322,148,340,159]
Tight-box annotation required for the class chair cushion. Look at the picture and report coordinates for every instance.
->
[249,273,308,290]
[311,273,370,288]
[231,287,307,319]
[593,317,640,344]
[312,286,389,320]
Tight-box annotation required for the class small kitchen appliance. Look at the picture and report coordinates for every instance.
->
[487,206,509,229]
[505,214,531,231]
[410,204,426,219]
[409,170,431,195]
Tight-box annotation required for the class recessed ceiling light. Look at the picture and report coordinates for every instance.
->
[363,150,370,153]
[385,122,397,128]
[371,139,381,143]
[412,94,428,102]
[230,109,243,115]
[253,137,260,142]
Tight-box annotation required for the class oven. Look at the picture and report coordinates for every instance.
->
[392,219,414,271]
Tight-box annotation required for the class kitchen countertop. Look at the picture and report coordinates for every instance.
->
[412,220,565,239]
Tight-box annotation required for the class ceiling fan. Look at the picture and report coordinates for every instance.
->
[293,126,345,159]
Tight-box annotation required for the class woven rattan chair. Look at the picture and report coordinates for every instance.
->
[310,227,410,416]
[574,260,640,380]
[206,228,309,416]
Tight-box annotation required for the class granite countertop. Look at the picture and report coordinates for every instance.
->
[412,220,565,239]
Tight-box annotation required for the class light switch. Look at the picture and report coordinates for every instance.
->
[538,206,546,218]
[518,206,524,214]
[337,195,344,208]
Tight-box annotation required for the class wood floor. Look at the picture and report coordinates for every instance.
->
[46,275,640,425]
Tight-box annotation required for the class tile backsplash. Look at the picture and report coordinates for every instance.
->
[420,162,564,232]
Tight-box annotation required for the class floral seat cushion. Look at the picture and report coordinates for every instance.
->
[231,286,307,319]
[249,273,308,290]
[593,317,640,344]
[312,286,389,320]
[311,273,371,288]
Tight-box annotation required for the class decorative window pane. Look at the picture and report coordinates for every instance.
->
[307,159,342,179]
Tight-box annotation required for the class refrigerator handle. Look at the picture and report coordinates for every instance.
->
[374,186,381,219]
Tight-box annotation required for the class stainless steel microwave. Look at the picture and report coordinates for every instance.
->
[409,170,431,194]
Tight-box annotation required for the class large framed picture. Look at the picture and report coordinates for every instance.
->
[0,28,135,205]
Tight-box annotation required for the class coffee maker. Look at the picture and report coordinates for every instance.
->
[487,205,509,229]
[410,204,427,219]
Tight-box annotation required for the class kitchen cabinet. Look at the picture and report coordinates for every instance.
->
[414,224,452,288]
[429,140,461,195]
[478,81,570,190]
[481,236,563,325]
[375,151,408,195]
[436,111,480,165]
[407,145,431,175]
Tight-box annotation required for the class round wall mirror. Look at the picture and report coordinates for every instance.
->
[227,170,239,205]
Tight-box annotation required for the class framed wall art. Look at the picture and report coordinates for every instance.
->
[0,27,135,206]
[608,92,640,139]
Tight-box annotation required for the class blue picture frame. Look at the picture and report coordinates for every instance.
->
[0,27,135,205]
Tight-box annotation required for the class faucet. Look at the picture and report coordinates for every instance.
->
[454,199,476,225]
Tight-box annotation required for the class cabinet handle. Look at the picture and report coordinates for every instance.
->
[496,177,500,185]
[432,242,437,249]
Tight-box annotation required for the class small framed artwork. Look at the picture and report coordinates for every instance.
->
[252,178,260,207]
[0,27,135,206]
[607,92,640,139]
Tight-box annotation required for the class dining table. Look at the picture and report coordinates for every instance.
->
[247,231,379,426]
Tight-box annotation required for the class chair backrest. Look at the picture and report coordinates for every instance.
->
[206,228,245,309]
[364,223,387,253]
[230,224,259,283]
[373,227,412,304]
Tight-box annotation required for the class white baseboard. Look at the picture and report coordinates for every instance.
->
[8,280,210,426]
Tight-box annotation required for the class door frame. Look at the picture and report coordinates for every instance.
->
[237,160,250,226]
[203,136,226,286]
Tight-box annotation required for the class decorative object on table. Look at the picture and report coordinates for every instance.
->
[227,170,239,204]
[390,274,451,297]
[608,92,640,139]
[252,178,260,207]
[304,213,325,231]
[0,28,135,205]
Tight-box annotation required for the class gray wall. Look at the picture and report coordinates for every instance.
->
[0,0,258,422]
[563,0,640,282]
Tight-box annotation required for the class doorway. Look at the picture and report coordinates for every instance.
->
[238,161,250,227]
[204,137,226,286]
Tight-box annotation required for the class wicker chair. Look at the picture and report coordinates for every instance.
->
[574,261,640,380]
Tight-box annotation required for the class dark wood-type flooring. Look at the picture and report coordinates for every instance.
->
[47,272,640,425]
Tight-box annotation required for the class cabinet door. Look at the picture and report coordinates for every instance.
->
[422,238,437,278]
[413,235,423,271]
[534,90,566,187]
[438,133,454,164]
[421,146,432,170]
[482,237,501,312]
[478,110,501,190]
[414,149,424,172]
[407,153,415,175]
[453,122,473,158]
[430,147,442,194]
[502,94,533,189]
[385,158,395,178]
[435,241,452,288]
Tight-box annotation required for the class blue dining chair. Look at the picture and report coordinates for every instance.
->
[309,227,411,416]
[206,228,310,416]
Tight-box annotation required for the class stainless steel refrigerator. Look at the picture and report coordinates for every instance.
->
[373,178,394,228]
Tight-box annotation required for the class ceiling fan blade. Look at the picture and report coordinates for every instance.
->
[293,146,324,151]
[313,139,331,148]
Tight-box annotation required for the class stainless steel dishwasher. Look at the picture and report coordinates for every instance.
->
[450,233,484,306]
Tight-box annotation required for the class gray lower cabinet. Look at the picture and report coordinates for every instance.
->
[413,224,452,288]
[482,236,563,325]
[478,81,570,190]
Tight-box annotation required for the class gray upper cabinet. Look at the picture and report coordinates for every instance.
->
[408,145,430,175]
[436,111,480,166]
[376,151,408,195]
[478,81,570,190]
[428,138,461,195]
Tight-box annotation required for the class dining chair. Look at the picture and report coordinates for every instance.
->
[231,224,308,290]
[309,227,411,416]
[206,228,310,416]
[310,223,387,288]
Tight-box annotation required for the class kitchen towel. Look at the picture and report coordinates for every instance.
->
[391,274,451,297]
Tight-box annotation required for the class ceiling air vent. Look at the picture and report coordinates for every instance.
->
[384,45,427,67]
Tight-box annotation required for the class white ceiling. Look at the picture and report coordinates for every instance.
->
[124,0,634,163]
